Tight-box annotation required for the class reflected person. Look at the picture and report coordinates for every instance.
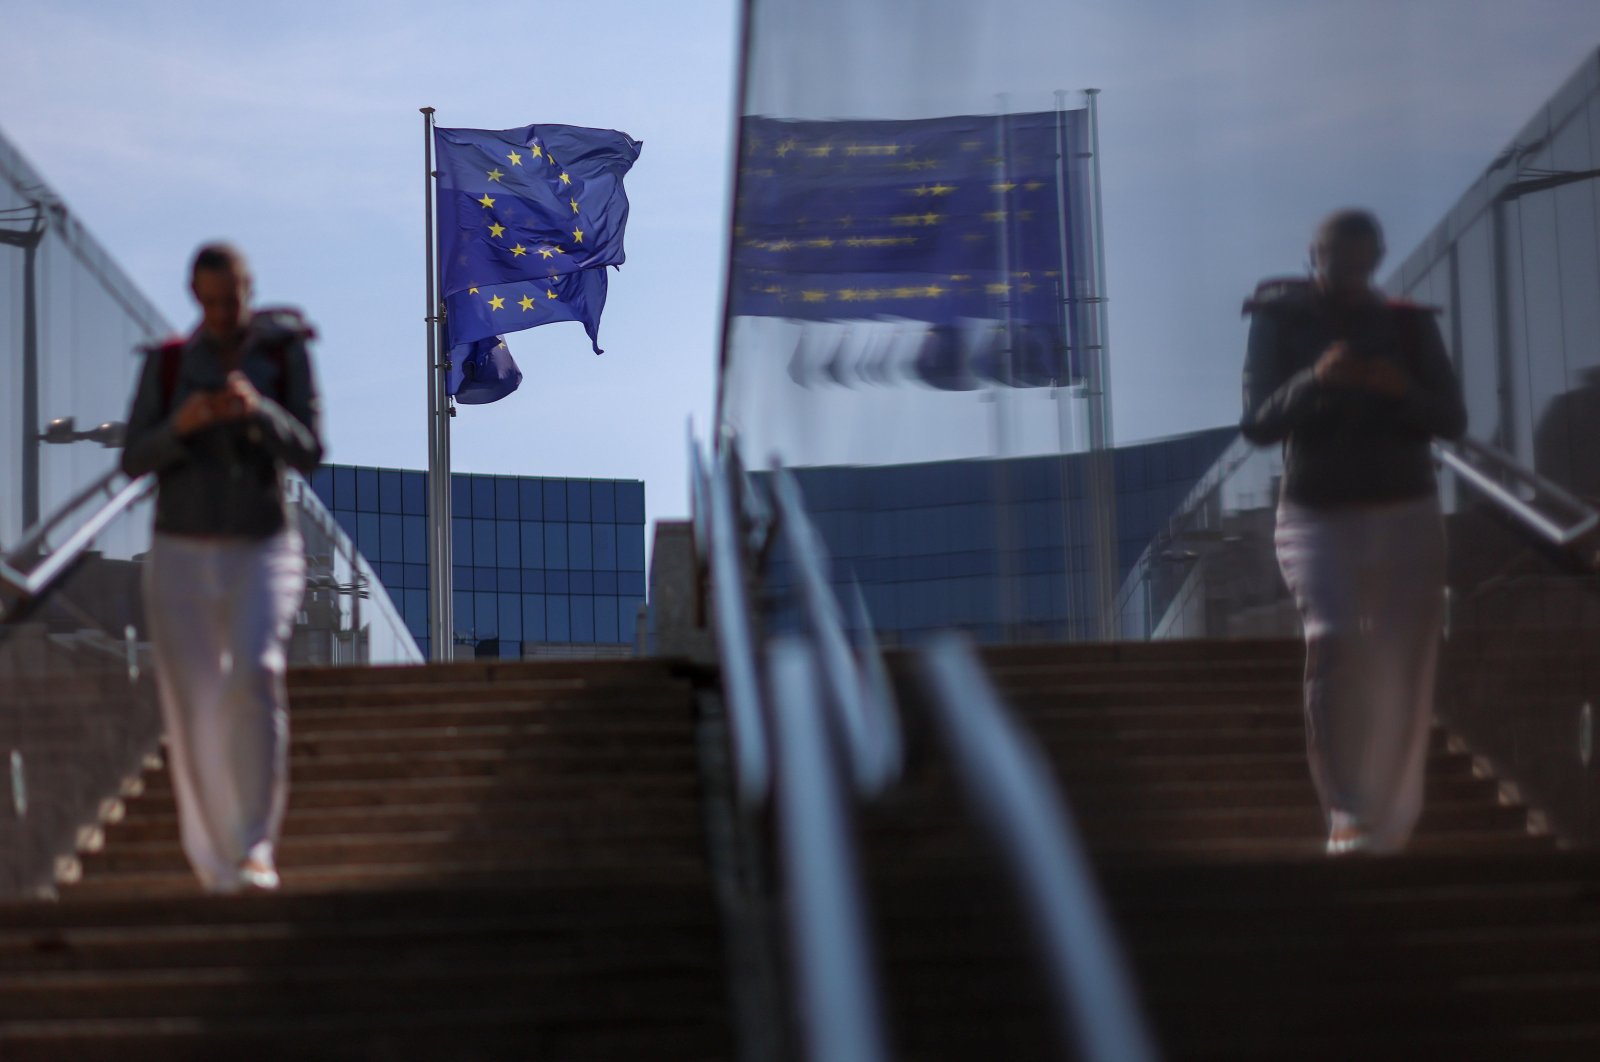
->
[121,243,324,892]
[1240,210,1466,855]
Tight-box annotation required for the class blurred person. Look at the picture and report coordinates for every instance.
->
[121,243,323,892]
[1240,210,1467,855]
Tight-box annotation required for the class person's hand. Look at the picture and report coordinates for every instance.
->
[172,391,222,437]
[1359,359,1409,398]
[217,371,262,420]
[1314,341,1362,387]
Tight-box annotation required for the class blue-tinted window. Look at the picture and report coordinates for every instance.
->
[616,480,645,523]
[547,570,570,594]
[404,563,428,589]
[544,523,568,568]
[334,508,359,544]
[619,596,645,635]
[496,520,520,569]
[595,596,619,643]
[450,474,471,519]
[594,571,617,595]
[569,523,593,569]
[567,481,591,521]
[519,479,543,520]
[469,477,493,519]
[379,470,402,514]
[543,480,568,521]
[520,522,543,567]
[498,640,521,660]
[403,515,427,565]
[592,523,617,570]
[402,471,426,516]
[497,568,520,593]
[473,519,497,568]
[474,592,498,638]
[309,466,334,507]
[403,588,428,637]
[495,478,519,520]
[546,596,571,642]
[570,571,594,594]
[356,467,380,513]
[416,636,430,659]
[333,465,357,510]
[357,512,381,558]
[590,481,616,522]
[378,560,404,588]
[453,565,470,591]
[619,570,646,596]
[499,593,523,641]
[570,595,595,641]
[379,513,403,560]
[523,595,547,641]
[473,567,497,592]
[451,517,473,566]
[522,569,545,593]
[452,590,473,641]
[617,524,646,570]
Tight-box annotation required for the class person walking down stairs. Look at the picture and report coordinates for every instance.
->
[1240,209,1467,856]
[120,242,325,893]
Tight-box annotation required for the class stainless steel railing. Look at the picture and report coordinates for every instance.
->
[1434,435,1600,568]
[0,472,154,610]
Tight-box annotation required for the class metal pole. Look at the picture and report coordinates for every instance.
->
[1052,90,1083,641]
[1082,88,1119,640]
[421,106,451,662]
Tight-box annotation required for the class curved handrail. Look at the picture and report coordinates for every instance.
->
[1434,436,1600,565]
[769,466,903,796]
[0,473,154,607]
[694,443,771,810]
[766,638,890,1062]
[4,466,126,563]
[918,633,1160,1062]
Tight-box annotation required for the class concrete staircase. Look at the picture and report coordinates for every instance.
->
[0,659,732,1060]
[849,639,1599,1060]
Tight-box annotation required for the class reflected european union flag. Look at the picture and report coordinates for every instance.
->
[435,123,641,352]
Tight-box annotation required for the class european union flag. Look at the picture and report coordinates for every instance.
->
[435,123,641,352]
[728,108,1093,388]
[446,334,523,405]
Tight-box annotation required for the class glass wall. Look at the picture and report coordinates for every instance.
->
[309,465,647,658]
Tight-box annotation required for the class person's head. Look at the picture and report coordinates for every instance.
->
[1311,209,1385,294]
[190,242,252,337]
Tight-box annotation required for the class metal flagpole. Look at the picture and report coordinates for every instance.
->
[1082,88,1119,640]
[1051,90,1084,642]
[421,107,453,662]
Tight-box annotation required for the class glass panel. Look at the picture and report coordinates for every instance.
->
[355,467,379,513]
[592,523,617,571]
[591,480,616,522]
[519,478,544,520]
[617,524,646,572]
[545,596,571,642]
[333,466,357,512]
[499,593,523,642]
[495,477,519,520]
[520,521,544,567]
[615,480,645,524]
[471,476,495,519]
[309,467,334,507]
[543,479,569,521]
[473,518,497,568]
[496,519,520,569]
[379,469,402,514]
[451,517,473,566]
[402,470,426,516]
[595,595,620,644]
[568,523,594,570]
[450,474,471,520]
[570,595,595,642]
[356,512,381,560]
[402,515,427,565]
[544,523,569,568]
[567,480,592,522]
[523,594,547,641]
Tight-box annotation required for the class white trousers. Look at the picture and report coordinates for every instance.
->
[144,530,304,891]
[1275,495,1446,853]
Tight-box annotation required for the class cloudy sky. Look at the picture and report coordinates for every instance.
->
[4,0,1599,532]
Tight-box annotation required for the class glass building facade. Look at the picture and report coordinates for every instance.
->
[309,465,648,659]
[767,426,1236,645]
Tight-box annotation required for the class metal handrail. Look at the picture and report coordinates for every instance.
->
[695,443,771,810]
[4,466,124,564]
[1434,436,1600,563]
[918,633,1160,1062]
[0,473,154,606]
[769,466,903,796]
[766,638,890,1062]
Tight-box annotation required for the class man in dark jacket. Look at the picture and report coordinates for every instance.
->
[1241,209,1466,856]
[122,242,323,892]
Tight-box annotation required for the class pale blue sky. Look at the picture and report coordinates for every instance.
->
[3,1,1599,534]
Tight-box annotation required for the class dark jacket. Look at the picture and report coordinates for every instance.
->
[121,308,324,538]
[1240,278,1467,508]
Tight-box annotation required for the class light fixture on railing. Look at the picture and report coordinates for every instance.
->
[39,417,125,448]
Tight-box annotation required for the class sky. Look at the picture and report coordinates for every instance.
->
[4,0,1600,538]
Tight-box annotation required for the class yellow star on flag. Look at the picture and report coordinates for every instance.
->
[546,289,558,299]
[531,143,543,158]
[507,150,523,165]
[486,168,504,183]
[559,172,572,185]
[572,228,584,243]
[570,198,580,214]
[488,221,506,238]
[538,247,555,259]
[468,287,479,294]
[477,193,496,208]
[519,294,536,311]
[510,244,527,257]
[488,294,506,309]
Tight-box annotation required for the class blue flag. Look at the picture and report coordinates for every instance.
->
[447,334,523,405]
[434,123,640,352]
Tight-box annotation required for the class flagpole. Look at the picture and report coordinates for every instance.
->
[1082,88,1119,640]
[421,106,453,662]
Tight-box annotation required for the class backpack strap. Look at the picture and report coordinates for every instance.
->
[153,338,189,413]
